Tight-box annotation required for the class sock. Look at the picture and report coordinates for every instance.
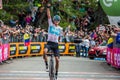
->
[55,71,58,79]
[45,61,48,69]
[55,71,58,75]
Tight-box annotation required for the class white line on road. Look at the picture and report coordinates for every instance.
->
[0,70,120,79]
[0,70,118,74]
[0,77,119,80]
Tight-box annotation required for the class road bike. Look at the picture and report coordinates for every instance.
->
[48,50,56,80]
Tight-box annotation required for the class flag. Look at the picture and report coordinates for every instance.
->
[107,37,114,48]
[24,33,30,46]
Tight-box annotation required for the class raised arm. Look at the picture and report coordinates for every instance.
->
[47,3,51,19]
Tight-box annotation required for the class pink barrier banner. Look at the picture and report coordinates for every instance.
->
[111,48,117,67]
[110,49,114,66]
[0,46,3,62]
[2,44,9,61]
[116,48,120,68]
[106,48,112,64]
[113,48,117,67]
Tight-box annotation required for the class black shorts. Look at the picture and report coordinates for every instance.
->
[45,41,60,57]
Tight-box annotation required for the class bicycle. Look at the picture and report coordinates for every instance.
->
[48,50,56,80]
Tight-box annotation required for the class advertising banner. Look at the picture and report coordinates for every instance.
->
[30,44,41,54]
[106,48,111,64]
[116,48,120,68]
[113,48,117,67]
[59,44,66,54]
[19,44,28,54]
[0,46,2,62]
[10,44,17,56]
[2,44,9,61]
[110,48,114,66]
[0,0,2,9]
[100,0,120,26]
[68,44,75,53]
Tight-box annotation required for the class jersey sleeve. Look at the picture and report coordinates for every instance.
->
[48,18,53,27]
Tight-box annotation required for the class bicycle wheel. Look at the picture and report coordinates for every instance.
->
[49,56,55,80]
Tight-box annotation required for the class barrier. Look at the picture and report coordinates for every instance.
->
[2,44,9,61]
[110,48,114,66]
[106,48,112,64]
[107,47,120,68]
[10,43,18,57]
[58,43,66,55]
[116,48,120,68]
[107,35,120,69]
[67,43,76,55]
[113,48,117,68]
[9,42,76,58]
[30,42,43,56]
[0,46,3,62]
[0,44,9,62]
[18,43,30,57]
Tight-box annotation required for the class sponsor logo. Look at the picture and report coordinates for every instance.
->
[103,0,117,7]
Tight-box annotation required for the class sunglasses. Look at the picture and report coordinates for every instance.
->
[53,19,60,22]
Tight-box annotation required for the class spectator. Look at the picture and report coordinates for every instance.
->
[18,11,26,28]
[0,20,4,27]
[2,25,10,44]
[89,38,96,48]
[0,33,3,46]
[9,16,18,27]
[65,25,71,42]
[25,14,32,25]
[74,32,83,57]
[82,35,90,57]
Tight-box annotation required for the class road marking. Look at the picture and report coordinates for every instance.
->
[0,70,118,75]
[0,77,119,80]
[0,71,119,79]
[0,77,86,80]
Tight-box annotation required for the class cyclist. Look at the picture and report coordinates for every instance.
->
[43,3,63,79]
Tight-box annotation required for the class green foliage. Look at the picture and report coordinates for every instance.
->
[3,3,29,14]
[0,10,12,24]
[0,0,108,31]
[59,20,70,30]
[0,0,29,24]
[50,0,100,31]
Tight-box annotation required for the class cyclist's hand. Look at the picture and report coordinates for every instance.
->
[47,3,51,7]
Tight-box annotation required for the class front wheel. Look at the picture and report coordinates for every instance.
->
[49,59,55,80]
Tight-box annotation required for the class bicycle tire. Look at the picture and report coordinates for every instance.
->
[49,55,55,80]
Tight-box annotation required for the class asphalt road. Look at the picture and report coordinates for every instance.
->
[0,56,120,80]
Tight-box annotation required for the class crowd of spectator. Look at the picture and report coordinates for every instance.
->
[1,0,120,58]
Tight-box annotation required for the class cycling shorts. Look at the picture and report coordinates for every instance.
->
[45,41,60,57]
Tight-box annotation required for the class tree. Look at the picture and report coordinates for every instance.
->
[0,0,109,31]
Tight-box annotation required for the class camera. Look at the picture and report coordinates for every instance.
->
[117,20,120,26]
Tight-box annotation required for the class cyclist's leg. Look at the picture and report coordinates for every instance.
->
[43,47,49,70]
[53,48,60,79]
[55,56,59,75]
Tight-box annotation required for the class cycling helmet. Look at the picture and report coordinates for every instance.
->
[53,15,61,21]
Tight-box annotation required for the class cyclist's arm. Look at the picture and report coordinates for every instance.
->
[47,3,53,26]
[47,3,51,20]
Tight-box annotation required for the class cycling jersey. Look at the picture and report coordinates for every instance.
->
[47,18,62,43]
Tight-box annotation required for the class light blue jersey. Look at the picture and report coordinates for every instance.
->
[47,18,62,43]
